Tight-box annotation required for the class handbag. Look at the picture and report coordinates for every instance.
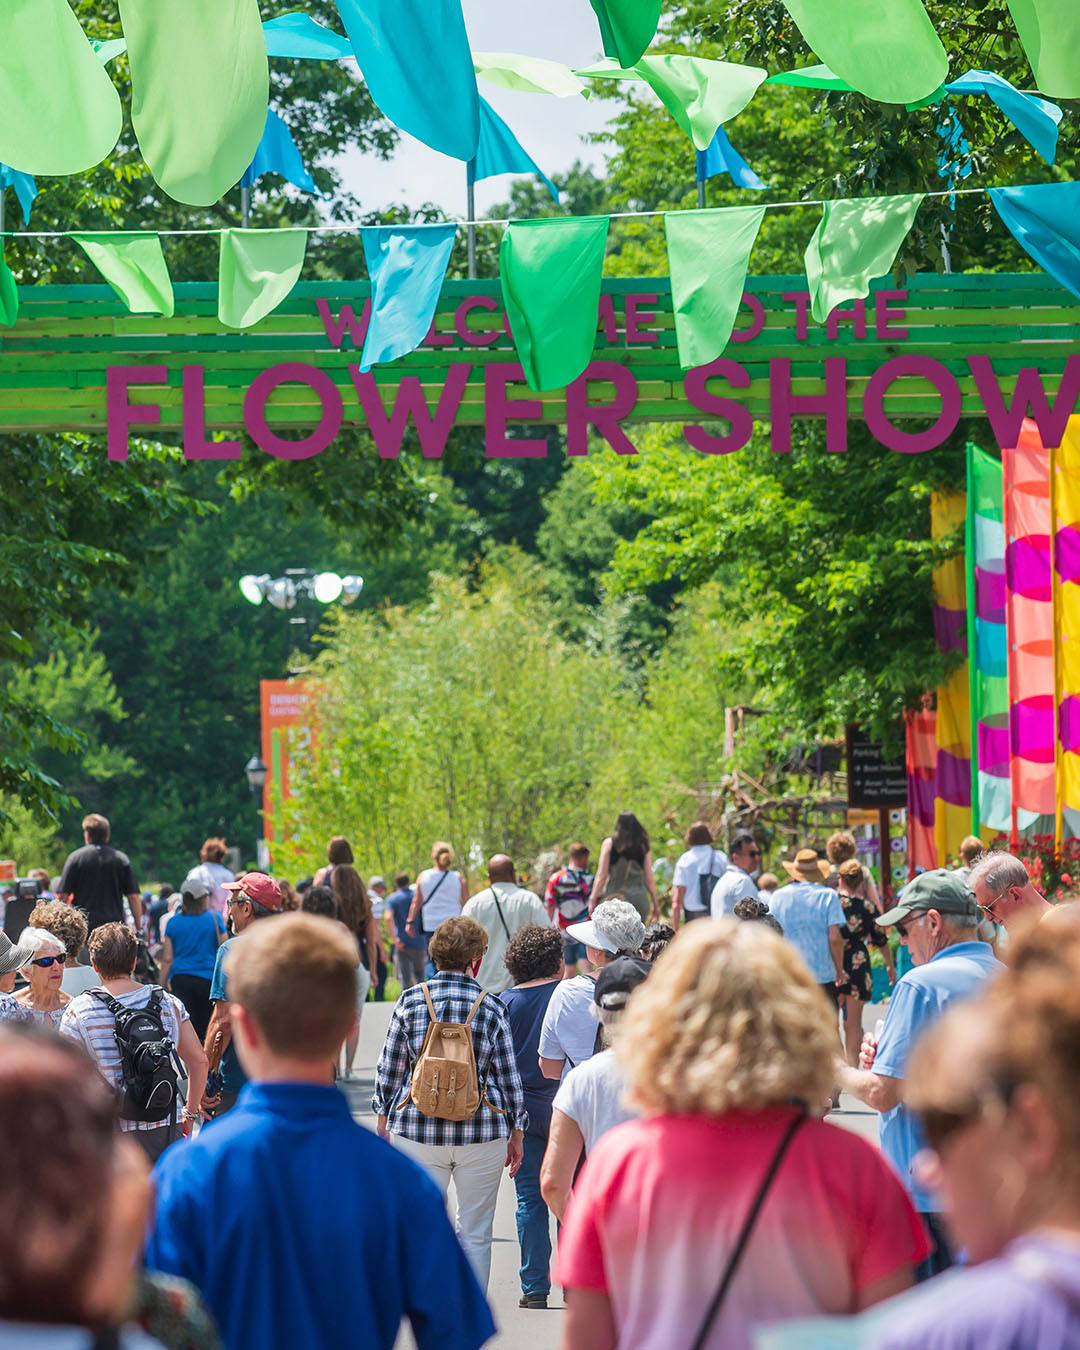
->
[690,1109,806,1350]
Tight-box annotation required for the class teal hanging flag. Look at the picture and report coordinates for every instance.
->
[666,207,766,369]
[990,183,1080,303]
[334,0,479,161]
[242,110,321,196]
[468,100,558,204]
[945,71,1061,165]
[500,217,609,392]
[359,224,457,371]
[805,195,925,324]
[263,12,353,60]
[0,165,37,226]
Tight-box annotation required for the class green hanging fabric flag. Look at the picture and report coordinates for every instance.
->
[666,207,766,370]
[92,38,128,64]
[0,248,18,328]
[119,0,269,207]
[804,194,925,324]
[73,233,174,317]
[767,64,854,91]
[636,57,768,151]
[780,0,947,104]
[500,217,609,392]
[589,0,661,69]
[473,52,584,97]
[1006,0,1080,97]
[0,0,122,175]
[219,229,307,330]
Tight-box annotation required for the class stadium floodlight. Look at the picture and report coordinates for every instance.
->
[313,572,344,604]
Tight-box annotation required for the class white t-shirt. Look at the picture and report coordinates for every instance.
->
[61,965,101,997]
[60,984,188,1133]
[188,861,234,916]
[552,1049,638,1152]
[416,867,464,931]
[672,845,730,911]
[711,868,759,918]
[538,973,599,1074]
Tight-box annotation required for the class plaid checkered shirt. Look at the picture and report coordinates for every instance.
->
[372,971,528,1145]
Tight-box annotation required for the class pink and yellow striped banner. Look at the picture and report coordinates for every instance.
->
[1053,416,1080,842]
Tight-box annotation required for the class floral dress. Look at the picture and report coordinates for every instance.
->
[838,893,889,1001]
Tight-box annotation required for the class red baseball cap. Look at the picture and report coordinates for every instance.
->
[223,871,283,912]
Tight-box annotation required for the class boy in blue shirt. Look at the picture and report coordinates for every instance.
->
[146,912,495,1350]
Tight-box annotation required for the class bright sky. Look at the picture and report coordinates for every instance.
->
[334,0,615,218]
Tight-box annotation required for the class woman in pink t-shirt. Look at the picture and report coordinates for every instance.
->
[556,920,929,1350]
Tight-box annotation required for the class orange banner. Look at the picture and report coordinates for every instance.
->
[260,680,313,848]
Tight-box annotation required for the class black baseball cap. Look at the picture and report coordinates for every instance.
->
[594,955,652,1011]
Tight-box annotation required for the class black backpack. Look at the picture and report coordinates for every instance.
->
[91,987,180,1124]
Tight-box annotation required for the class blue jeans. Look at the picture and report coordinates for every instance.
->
[514,1130,552,1297]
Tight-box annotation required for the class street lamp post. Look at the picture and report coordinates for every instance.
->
[244,754,268,869]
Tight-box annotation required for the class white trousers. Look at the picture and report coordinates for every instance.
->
[393,1135,506,1291]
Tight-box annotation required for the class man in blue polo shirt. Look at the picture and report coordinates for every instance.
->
[146,912,494,1350]
[835,869,1002,1282]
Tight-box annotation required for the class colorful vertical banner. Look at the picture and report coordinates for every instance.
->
[1003,419,1056,839]
[965,444,1011,834]
[932,491,972,865]
[905,702,937,875]
[1052,416,1080,841]
[259,680,313,850]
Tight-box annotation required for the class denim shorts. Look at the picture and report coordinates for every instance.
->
[562,939,587,965]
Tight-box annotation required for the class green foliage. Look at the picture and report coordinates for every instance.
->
[587,422,966,743]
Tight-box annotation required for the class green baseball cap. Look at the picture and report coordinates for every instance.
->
[877,868,978,927]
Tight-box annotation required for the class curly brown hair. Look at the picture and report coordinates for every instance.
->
[504,924,563,984]
[28,900,87,961]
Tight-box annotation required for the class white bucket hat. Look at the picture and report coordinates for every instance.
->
[567,899,646,955]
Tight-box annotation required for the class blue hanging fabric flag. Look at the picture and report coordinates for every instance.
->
[241,109,321,195]
[935,102,972,210]
[334,0,479,161]
[0,164,37,226]
[359,224,458,371]
[945,70,1061,166]
[990,183,1080,302]
[694,125,767,190]
[468,99,559,203]
[263,12,353,59]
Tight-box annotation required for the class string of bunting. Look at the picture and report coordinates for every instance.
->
[0,180,1077,396]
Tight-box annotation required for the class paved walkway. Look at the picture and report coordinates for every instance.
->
[344,999,884,1350]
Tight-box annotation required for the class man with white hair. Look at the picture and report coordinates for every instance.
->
[835,869,1002,1281]
[968,850,1053,935]
[538,900,645,1080]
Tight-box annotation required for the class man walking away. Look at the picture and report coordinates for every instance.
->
[60,922,207,1162]
[368,875,391,999]
[201,871,282,1119]
[670,822,729,930]
[146,913,495,1350]
[462,855,550,995]
[388,872,426,989]
[710,832,762,917]
[57,814,142,935]
[769,849,847,1007]
[545,845,595,979]
[835,869,1002,1281]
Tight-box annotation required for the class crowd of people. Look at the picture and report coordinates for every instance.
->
[0,806,1075,1348]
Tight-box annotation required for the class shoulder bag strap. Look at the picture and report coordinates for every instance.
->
[423,868,449,911]
[488,886,512,941]
[690,1111,806,1350]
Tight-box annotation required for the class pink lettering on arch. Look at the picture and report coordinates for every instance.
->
[315,299,371,349]
[770,357,848,453]
[728,294,766,345]
[682,359,754,454]
[863,356,961,453]
[969,354,1080,450]
[183,365,240,460]
[484,364,547,459]
[350,362,472,460]
[565,362,638,456]
[454,296,500,347]
[106,365,166,461]
[244,363,343,460]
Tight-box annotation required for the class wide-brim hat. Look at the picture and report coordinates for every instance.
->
[781,849,831,883]
[0,929,36,977]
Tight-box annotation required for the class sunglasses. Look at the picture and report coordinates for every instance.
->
[31,955,64,969]
[894,913,925,940]
[918,1081,1016,1153]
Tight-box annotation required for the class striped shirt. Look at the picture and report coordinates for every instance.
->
[372,971,527,1145]
[60,984,188,1133]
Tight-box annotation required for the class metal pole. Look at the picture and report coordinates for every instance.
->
[878,807,892,901]
[241,187,251,229]
[0,188,6,243]
[467,178,476,280]
[697,178,705,209]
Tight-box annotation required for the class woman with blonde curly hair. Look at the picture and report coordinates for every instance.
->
[556,920,929,1350]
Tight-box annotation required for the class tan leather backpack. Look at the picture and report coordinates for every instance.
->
[399,984,486,1122]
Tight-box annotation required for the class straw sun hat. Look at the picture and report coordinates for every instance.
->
[781,848,831,883]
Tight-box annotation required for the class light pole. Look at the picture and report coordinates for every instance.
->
[238,570,364,644]
[244,753,268,869]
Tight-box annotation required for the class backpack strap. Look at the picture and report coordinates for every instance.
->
[89,988,127,1018]
[463,989,487,1027]
[420,982,437,1023]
